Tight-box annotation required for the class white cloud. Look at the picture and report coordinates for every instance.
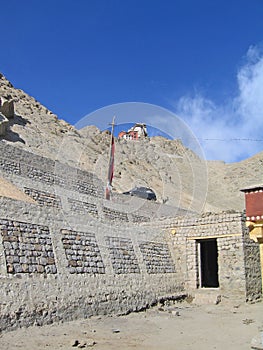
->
[174,45,263,162]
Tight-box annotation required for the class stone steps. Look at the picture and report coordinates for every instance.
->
[192,289,221,305]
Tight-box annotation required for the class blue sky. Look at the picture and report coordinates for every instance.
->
[1,0,263,162]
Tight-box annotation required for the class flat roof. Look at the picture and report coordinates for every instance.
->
[240,185,263,192]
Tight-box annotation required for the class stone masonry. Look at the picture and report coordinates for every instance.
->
[105,236,140,274]
[157,211,262,301]
[139,241,175,274]
[24,188,62,208]
[0,142,261,332]
[61,229,105,274]
[0,219,57,274]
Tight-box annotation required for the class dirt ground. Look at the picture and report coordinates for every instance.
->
[1,300,263,350]
[0,177,35,203]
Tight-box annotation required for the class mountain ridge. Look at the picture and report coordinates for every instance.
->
[0,72,262,213]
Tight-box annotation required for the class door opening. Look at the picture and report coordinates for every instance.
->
[199,239,219,288]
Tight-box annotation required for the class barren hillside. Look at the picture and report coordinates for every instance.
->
[0,72,262,213]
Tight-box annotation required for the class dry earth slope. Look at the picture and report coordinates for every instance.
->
[0,72,262,213]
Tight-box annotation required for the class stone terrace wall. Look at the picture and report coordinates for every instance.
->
[0,142,261,332]
[0,196,183,332]
[0,142,185,224]
[0,142,103,198]
[0,143,187,332]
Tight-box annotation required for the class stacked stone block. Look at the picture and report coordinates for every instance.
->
[103,207,129,222]
[24,188,61,208]
[61,229,105,274]
[242,219,262,301]
[68,198,98,217]
[0,141,261,333]
[0,158,20,174]
[0,142,103,198]
[0,219,57,274]
[131,214,150,223]
[185,239,198,289]
[105,236,140,274]
[139,241,176,274]
[72,180,97,197]
[22,165,64,186]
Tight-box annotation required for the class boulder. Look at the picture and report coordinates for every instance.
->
[0,96,14,119]
[0,112,8,136]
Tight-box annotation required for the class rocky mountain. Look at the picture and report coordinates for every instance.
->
[0,72,262,213]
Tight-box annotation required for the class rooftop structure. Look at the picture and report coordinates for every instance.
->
[241,185,263,221]
[118,123,148,140]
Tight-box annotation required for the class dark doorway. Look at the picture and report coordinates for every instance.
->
[200,239,219,288]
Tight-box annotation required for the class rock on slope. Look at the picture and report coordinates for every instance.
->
[0,72,77,157]
[0,72,262,213]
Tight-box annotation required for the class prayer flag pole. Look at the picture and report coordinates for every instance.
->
[105,116,115,200]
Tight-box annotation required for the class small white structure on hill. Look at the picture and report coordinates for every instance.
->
[118,123,148,140]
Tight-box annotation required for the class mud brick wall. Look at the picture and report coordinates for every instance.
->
[61,229,105,274]
[24,188,62,208]
[0,219,57,274]
[105,236,140,274]
[139,241,176,274]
